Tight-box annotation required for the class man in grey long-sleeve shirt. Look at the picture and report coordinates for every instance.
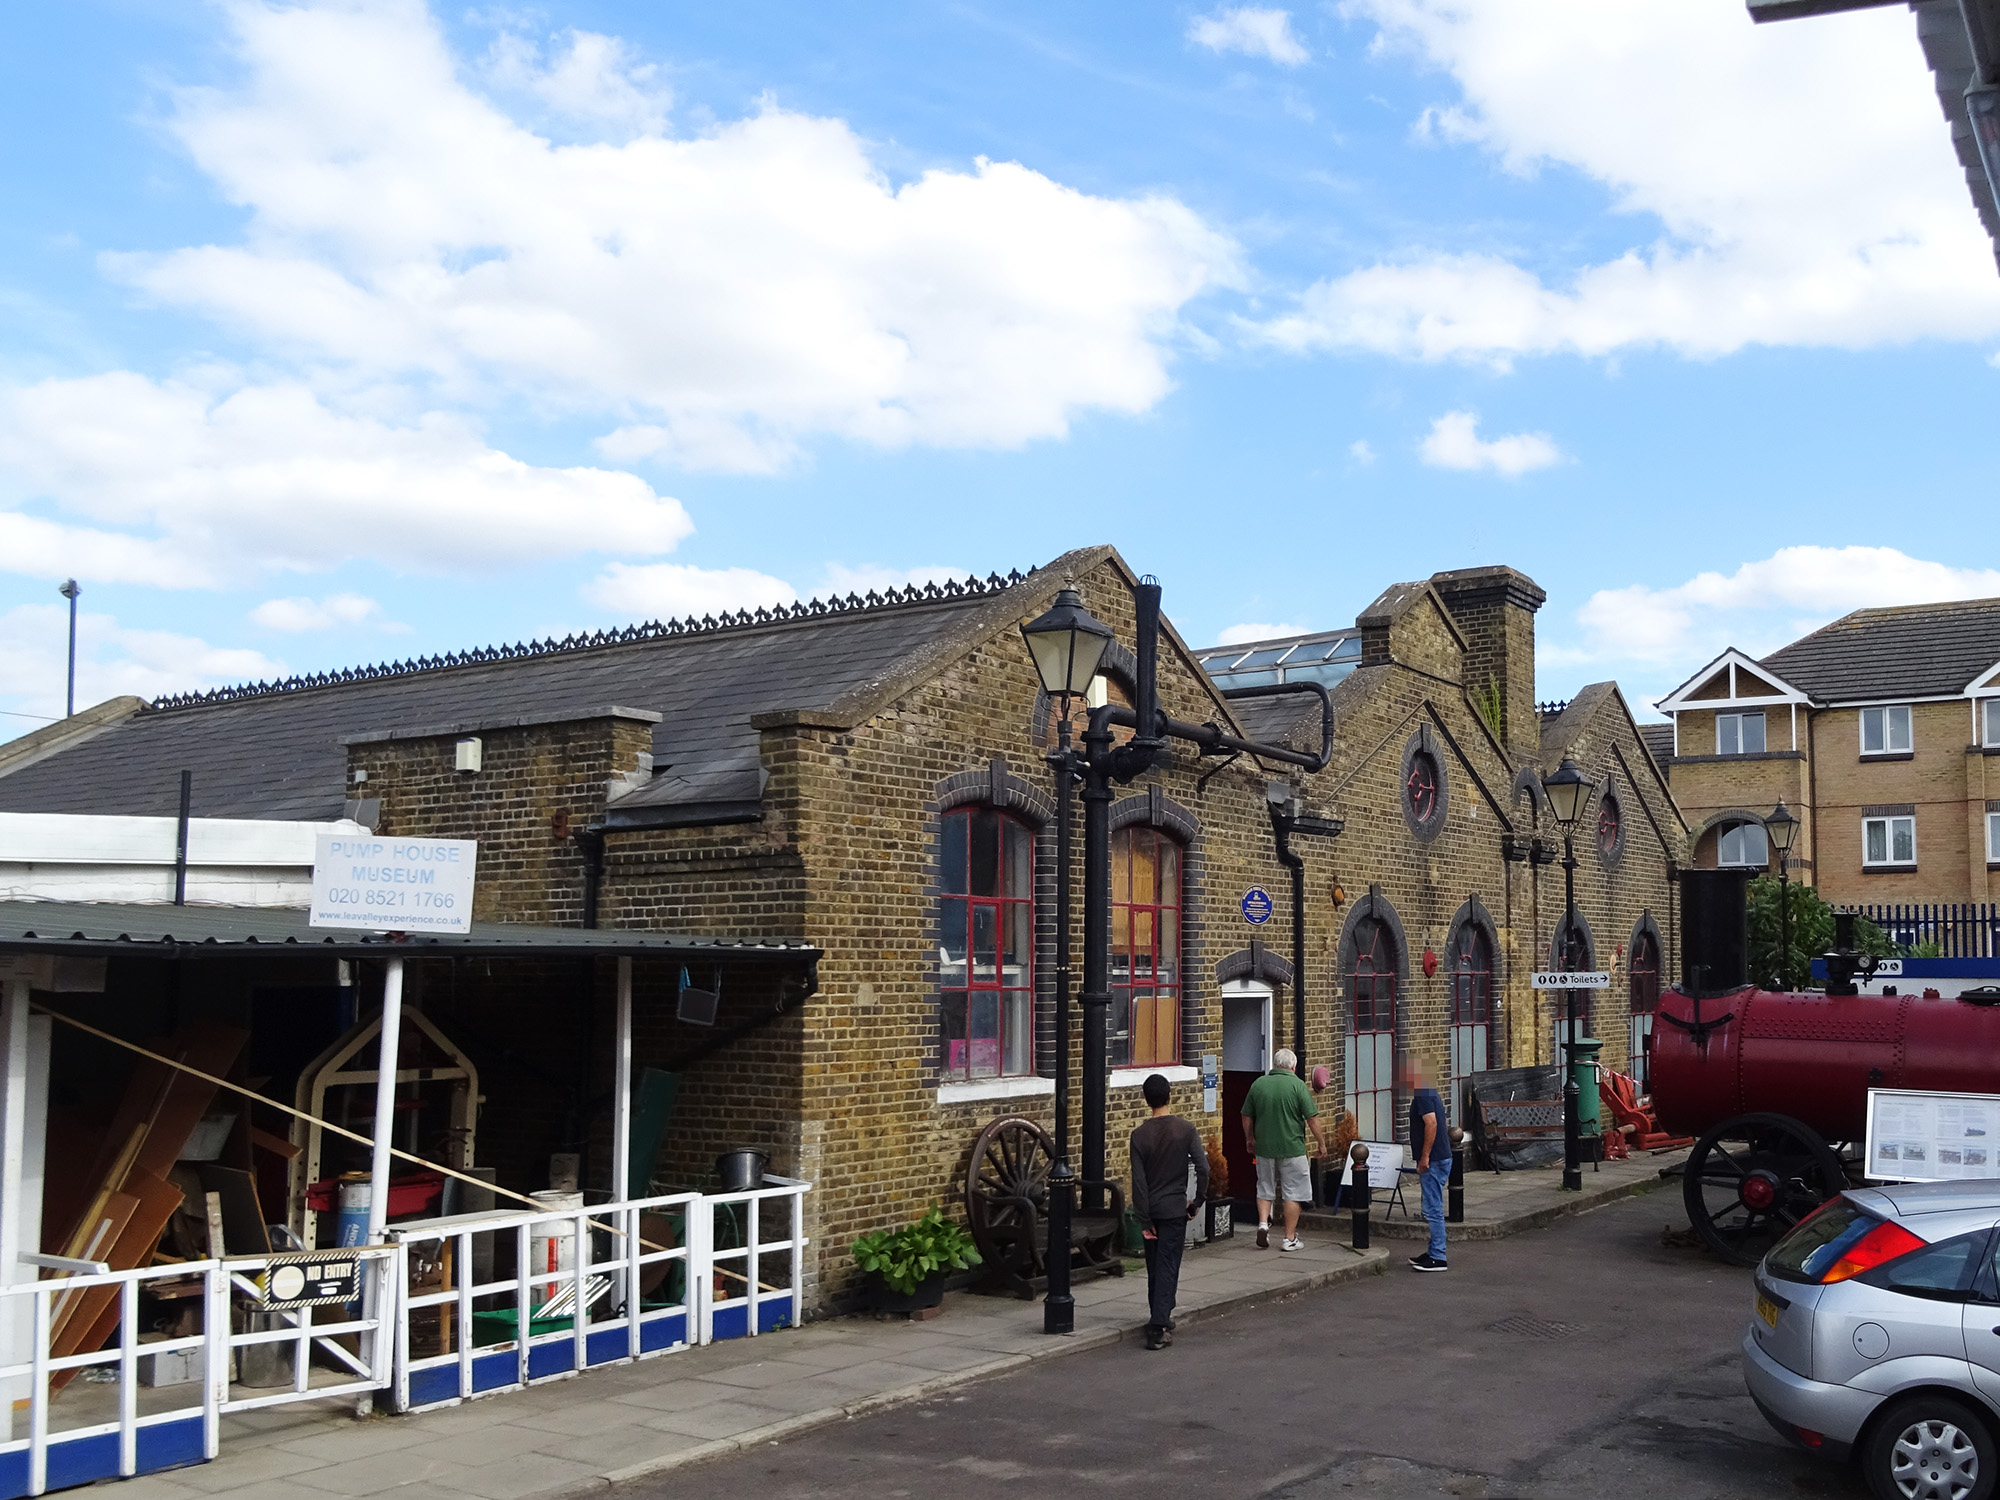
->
[1128,1073,1209,1350]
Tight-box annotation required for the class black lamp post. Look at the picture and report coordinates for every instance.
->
[1019,584,1114,1336]
[1765,800,1800,991]
[1541,756,1595,1193]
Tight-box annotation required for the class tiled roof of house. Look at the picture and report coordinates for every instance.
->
[1758,595,2000,704]
[0,563,1067,824]
[1638,722,1676,765]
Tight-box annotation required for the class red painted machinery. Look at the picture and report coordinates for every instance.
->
[1651,873,2000,1263]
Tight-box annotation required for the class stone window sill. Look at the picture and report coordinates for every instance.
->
[1109,1065,1200,1089]
[937,1076,1055,1105]
[1859,752,1914,763]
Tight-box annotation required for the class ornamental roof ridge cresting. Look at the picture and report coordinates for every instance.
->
[310,832,478,934]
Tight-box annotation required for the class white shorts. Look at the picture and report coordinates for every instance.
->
[1255,1154,1312,1203]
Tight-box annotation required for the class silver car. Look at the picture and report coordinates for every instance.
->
[1747,1181,2000,1500]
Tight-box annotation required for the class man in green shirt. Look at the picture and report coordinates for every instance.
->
[1240,1047,1326,1250]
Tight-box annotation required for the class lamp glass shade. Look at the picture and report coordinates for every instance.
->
[1020,587,1115,697]
[1765,800,1800,855]
[1540,757,1594,829]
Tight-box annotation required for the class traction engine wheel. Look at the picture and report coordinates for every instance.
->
[1683,1111,1846,1267]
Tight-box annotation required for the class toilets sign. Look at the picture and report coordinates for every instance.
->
[310,834,478,934]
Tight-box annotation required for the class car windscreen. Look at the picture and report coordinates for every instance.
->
[1765,1196,1878,1284]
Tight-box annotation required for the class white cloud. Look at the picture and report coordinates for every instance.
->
[107,1,1236,470]
[484,29,671,136]
[1260,0,2000,361]
[1188,8,1310,66]
[1215,621,1310,646]
[0,373,693,586]
[1417,410,1563,475]
[250,593,382,631]
[0,603,287,726]
[1567,546,2000,669]
[1347,438,1376,464]
[581,562,798,620]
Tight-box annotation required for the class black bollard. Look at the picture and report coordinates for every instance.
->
[1447,1128,1465,1224]
[1349,1143,1371,1251]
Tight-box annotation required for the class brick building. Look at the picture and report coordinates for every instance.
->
[1652,597,2000,907]
[0,547,1683,1310]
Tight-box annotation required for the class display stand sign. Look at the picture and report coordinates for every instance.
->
[1866,1088,2000,1182]
[310,834,478,934]
[1531,971,1611,989]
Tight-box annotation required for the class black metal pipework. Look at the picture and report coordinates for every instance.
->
[1072,588,1334,1196]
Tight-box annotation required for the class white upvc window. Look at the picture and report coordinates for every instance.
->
[1982,698,2000,748]
[1988,810,2000,863]
[1717,821,1767,868]
[1860,704,1913,755]
[1716,712,1766,756]
[1863,815,1916,868]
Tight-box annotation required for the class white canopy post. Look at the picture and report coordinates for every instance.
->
[612,957,633,1203]
[1,975,28,1284]
[366,958,405,1243]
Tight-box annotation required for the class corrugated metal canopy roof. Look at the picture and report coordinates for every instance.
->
[0,901,818,962]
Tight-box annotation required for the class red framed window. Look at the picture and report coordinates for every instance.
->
[1345,916,1398,1142]
[1111,827,1182,1067]
[1447,926,1492,1126]
[1553,920,1592,1054]
[1406,752,1440,823]
[1629,930,1661,1088]
[1597,795,1621,857]
[938,807,1034,1080]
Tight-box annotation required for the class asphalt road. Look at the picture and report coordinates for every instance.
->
[643,1189,1871,1500]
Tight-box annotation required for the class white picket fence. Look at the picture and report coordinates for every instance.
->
[1,1179,809,1498]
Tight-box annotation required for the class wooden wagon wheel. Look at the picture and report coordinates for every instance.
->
[965,1116,1056,1293]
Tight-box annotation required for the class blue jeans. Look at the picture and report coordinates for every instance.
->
[1420,1154,1452,1261]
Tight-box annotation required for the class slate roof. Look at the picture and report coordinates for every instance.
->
[1638,723,1676,765]
[0,564,1067,823]
[1759,595,2000,703]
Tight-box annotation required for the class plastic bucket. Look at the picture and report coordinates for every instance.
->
[527,1190,584,1309]
[714,1149,768,1193]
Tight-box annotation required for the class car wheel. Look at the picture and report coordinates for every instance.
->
[1862,1394,1997,1500]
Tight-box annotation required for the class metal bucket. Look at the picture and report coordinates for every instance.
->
[714,1149,768,1192]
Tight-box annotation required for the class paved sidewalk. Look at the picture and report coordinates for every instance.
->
[1304,1147,1687,1242]
[100,1157,1681,1500]
[106,1230,1388,1500]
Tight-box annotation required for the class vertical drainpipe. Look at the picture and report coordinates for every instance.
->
[173,770,192,906]
[1271,803,1306,1075]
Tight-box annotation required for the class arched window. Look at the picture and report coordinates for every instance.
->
[1629,928,1661,1089]
[1111,826,1182,1067]
[1346,916,1398,1142]
[1552,917,1593,1056]
[938,807,1034,1080]
[1447,924,1493,1126]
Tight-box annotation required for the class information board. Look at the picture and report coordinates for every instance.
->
[1241,888,1273,925]
[1865,1088,2000,1182]
[310,834,478,934]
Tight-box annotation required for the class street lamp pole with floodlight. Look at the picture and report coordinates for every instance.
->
[1540,756,1596,1193]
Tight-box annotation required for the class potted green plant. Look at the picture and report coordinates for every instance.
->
[852,1205,983,1312]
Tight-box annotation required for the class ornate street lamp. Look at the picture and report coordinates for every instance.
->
[1765,801,1801,991]
[1019,584,1114,1337]
[1541,756,1596,1192]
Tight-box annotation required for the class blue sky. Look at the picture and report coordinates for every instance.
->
[2,0,1998,739]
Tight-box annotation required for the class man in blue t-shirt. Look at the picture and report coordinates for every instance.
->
[1401,1051,1452,1272]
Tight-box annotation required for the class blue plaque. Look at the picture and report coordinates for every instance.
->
[1241,887,1273,925]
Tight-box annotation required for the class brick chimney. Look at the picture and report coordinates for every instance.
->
[1429,565,1546,762]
